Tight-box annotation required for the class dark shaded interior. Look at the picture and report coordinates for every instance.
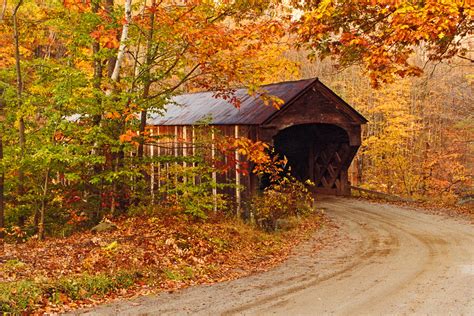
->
[273,124,351,190]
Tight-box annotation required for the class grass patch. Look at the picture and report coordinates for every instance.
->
[163,266,194,282]
[0,280,42,313]
[0,271,139,313]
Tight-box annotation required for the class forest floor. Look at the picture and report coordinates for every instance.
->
[0,208,334,314]
[74,197,474,315]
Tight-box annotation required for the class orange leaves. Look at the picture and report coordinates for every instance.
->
[66,210,88,225]
[119,130,138,144]
[105,103,137,122]
[90,25,119,49]
[119,129,157,146]
[293,0,473,87]
[215,135,286,181]
[63,0,91,12]
[104,112,121,120]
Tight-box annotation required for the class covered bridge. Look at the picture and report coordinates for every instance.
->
[147,78,367,202]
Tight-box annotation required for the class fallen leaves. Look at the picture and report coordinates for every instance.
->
[0,211,330,313]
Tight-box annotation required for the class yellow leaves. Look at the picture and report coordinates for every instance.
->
[395,4,415,14]
[315,0,334,19]
[102,241,119,252]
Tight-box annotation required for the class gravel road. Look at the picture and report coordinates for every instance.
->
[78,197,474,315]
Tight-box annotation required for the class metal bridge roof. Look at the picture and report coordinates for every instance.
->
[148,78,367,126]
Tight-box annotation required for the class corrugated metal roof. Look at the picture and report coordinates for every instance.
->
[148,78,317,125]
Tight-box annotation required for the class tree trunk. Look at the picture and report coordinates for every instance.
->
[90,0,104,219]
[0,88,5,252]
[13,0,25,196]
[137,0,155,159]
[38,168,49,240]
[137,109,147,158]
[105,0,116,77]
[0,0,7,22]
[91,0,103,118]
[107,0,132,214]
[110,0,132,82]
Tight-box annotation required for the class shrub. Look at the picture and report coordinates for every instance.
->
[157,164,229,220]
[252,177,314,231]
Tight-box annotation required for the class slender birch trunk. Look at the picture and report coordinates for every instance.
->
[111,0,132,82]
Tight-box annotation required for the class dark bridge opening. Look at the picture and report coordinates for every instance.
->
[273,124,356,195]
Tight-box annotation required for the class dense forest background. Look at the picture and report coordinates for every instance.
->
[295,51,473,203]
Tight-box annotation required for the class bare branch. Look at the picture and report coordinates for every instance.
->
[456,54,474,63]
[0,0,7,21]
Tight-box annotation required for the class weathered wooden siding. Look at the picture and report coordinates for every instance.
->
[144,125,257,212]
[256,87,362,196]
[145,78,367,199]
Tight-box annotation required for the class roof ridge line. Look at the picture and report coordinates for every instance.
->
[172,77,318,97]
[260,78,319,125]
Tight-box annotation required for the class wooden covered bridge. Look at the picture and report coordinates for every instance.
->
[146,78,367,202]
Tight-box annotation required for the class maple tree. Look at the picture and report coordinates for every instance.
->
[292,0,474,87]
[0,0,295,240]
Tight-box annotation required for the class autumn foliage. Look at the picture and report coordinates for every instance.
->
[293,0,473,87]
[1,209,329,313]
[0,0,472,312]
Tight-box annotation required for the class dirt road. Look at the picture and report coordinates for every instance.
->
[79,197,474,315]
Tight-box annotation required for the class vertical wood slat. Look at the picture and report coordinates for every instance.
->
[235,125,241,215]
[192,126,196,185]
[157,126,161,189]
[165,126,170,185]
[225,126,234,197]
[183,126,187,183]
[174,126,178,185]
[211,128,217,212]
[150,129,155,204]
[244,125,252,200]
[145,124,262,211]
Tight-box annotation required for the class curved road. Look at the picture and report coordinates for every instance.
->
[81,197,474,315]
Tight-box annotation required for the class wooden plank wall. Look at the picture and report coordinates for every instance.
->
[144,125,256,213]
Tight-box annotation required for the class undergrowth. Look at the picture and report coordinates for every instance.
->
[0,271,138,313]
